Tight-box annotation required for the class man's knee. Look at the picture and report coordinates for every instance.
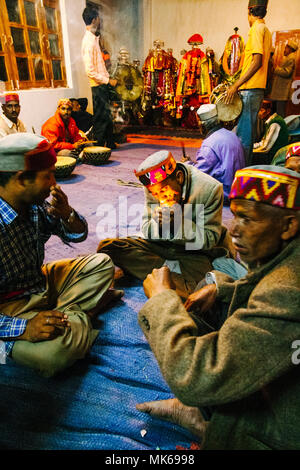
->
[12,313,98,378]
[80,253,114,278]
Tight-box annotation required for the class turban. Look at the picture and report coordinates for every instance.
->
[229,165,300,210]
[135,150,177,188]
[57,98,72,108]
[0,133,57,172]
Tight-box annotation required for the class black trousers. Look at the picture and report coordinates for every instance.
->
[91,84,114,147]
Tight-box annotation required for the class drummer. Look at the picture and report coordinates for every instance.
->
[186,104,245,204]
[41,99,87,158]
[224,0,272,166]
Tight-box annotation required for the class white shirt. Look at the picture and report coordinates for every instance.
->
[81,30,109,87]
[0,113,27,138]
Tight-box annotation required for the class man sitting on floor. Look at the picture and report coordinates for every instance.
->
[253,112,289,164]
[70,98,94,135]
[185,103,245,204]
[136,165,300,450]
[0,133,118,378]
[41,99,87,158]
[0,93,26,138]
[98,149,229,298]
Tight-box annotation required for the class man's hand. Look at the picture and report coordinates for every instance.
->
[48,185,72,220]
[184,283,217,313]
[136,398,208,440]
[73,140,86,149]
[143,266,175,299]
[224,83,239,105]
[109,78,117,87]
[153,205,181,230]
[19,310,70,343]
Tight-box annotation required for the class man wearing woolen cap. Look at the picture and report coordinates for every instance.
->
[225,0,272,166]
[187,103,245,203]
[98,149,228,298]
[0,133,116,377]
[0,93,26,138]
[136,165,300,450]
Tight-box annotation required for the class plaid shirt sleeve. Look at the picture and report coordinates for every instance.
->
[41,203,88,244]
[0,314,27,357]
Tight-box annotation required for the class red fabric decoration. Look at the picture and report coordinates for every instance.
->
[188,34,204,44]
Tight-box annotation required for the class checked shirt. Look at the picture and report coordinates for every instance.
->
[0,197,87,356]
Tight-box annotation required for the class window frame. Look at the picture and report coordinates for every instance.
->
[0,0,67,90]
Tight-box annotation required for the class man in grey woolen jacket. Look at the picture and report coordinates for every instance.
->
[136,165,300,450]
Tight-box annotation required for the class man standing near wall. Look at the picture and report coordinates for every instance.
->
[270,39,299,117]
[81,6,118,149]
[225,0,272,166]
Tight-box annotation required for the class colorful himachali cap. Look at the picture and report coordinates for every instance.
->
[0,133,57,172]
[229,166,300,210]
[286,144,300,160]
[135,150,177,187]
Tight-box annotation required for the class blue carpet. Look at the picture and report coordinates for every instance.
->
[0,142,231,450]
[0,278,198,450]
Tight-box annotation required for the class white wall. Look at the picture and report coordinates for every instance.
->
[143,0,300,63]
[12,0,300,133]
[17,0,144,134]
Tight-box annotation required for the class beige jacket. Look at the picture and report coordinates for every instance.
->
[141,163,224,251]
[138,236,300,449]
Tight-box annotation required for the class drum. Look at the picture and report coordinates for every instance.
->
[114,64,143,102]
[210,83,243,123]
[55,156,77,179]
[82,146,112,165]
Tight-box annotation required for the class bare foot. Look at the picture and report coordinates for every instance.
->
[114,266,125,280]
[136,398,208,440]
[87,289,124,318]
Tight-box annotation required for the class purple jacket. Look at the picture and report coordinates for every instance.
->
[190,127,245,200]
